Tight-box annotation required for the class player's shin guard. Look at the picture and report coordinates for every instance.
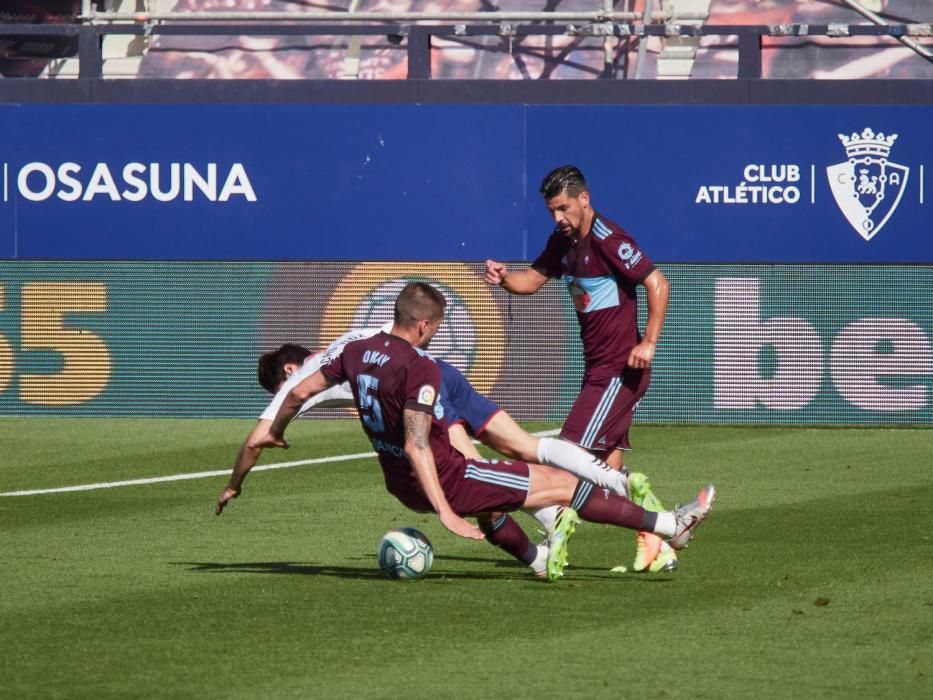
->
[479,513,538,565]
[537,437,629,496]
[569,481,654,532]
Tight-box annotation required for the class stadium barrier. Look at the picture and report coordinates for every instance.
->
[0,83,930,426]
[1,102,931,262]
[0,261,930,425]
[1,20,931,79]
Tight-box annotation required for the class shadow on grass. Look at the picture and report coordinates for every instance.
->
[432,554,632,576]
[176,560,529,581]
[175,557,678,583]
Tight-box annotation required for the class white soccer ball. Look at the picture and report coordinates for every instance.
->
[377,527,434,580]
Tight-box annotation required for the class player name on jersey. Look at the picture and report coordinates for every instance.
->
[362,350,391,367]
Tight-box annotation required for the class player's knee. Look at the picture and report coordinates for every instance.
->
[477,512,508,535]
[528,463,576,502]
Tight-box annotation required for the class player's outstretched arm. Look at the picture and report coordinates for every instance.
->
[404,409,484,541]
[484,259,548,295]
[216,419,273,515]
[251,369,333,449]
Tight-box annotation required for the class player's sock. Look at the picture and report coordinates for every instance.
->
[528,544,548,577]
[653,511,677,538]
[537,437,630,496]
[479,514,538,565]
[532,505,559,534]
[570,481,676,536]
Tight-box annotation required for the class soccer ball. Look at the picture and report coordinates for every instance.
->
[377,527,434,580]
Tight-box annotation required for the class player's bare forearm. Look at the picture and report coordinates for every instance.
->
[629,269,670,368]
[229,442,260,490]
[217,420,269,515]
[266,370,332,440]
[404,409,484,540]
[484,260,547,295]
[404,411,446,507]
[641,268,670,345]
[501,269,548,295]
[267,392,302,441]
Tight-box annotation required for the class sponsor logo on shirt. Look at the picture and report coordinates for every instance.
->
[568,279,591,312]
[370,438,407,458]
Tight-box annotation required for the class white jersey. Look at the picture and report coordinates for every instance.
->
[259,325,388,421]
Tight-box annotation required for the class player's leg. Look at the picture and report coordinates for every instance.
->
[604,368,672,572]
[449,420,561,544]
[480,411,628,496]
[561,370,672,570]
[523,464,654,529]
[523,464,714,549]
[596,447,625,470]
[446,459,548,577]
[524,464,716,549]
[522,463,715,581]
[629,472,678,572]
[595,447,676,571]
[448,458,714,580]
[559,369,650,467]
[600,448,677,572]
[475,511,547,577]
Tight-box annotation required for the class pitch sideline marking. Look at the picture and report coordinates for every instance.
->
[0,429,561,497]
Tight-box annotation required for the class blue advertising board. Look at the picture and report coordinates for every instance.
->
[0,104,526,260]
[525,105,933,263]
[1,104,930,262]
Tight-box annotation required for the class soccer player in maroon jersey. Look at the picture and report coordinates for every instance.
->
[216,330,627,577]
[244,282,714,581]
[484,164,675,573]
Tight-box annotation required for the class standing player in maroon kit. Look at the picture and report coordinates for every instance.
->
[484,165,675,572]
[248,282,714,581]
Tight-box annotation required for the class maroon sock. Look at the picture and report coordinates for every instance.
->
[570,481,655,532]
[480,514,537,565]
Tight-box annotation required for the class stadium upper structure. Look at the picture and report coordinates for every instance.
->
[1,0,931,79]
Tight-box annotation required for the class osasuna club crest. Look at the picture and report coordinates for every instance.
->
[826,127,909,241]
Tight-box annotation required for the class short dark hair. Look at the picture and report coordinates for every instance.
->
[257,343,311,393]
[539,165,588,199]
[394,282,446,327]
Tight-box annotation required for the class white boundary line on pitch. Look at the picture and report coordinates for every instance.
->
[0,429,561,497]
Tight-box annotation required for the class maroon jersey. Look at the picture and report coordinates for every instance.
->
[533,213,655,379]
[321,331,466,511]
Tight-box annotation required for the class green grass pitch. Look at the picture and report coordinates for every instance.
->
[1,418,931,699]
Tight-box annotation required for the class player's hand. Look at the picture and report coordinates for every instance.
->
[627,340,656,369]
[439,510,486,541]
[248,432,289,450]
[484,259,508,286]
[215,485,240,515]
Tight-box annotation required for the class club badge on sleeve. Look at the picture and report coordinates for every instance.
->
[417,385,436,406]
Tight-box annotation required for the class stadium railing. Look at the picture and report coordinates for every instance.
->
[1,17,931,80]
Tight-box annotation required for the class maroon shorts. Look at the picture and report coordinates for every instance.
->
[560,367,650,452]
[386,459,529,515]
[445,458,530,515]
